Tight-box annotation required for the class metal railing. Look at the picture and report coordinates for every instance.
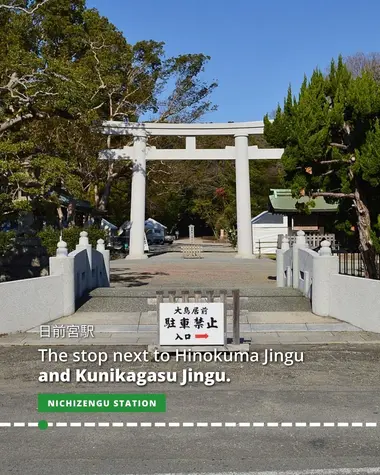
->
[256,241,278,258]
[338,252,380,280]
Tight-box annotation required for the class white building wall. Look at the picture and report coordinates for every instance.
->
[252,215,288,254]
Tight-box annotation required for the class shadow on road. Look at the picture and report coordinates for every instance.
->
[110,270,169,287]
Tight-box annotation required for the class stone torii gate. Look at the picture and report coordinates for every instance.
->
[99,121,284,260]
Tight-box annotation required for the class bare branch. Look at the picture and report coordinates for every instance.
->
[88,40,107,101]
[330,142,348,150]
[0,112,46,133]
[319,160,346,165]
[312,192,355,199]
[0,0,50,14]
[91,101,105,111]
[151,179,181,188]
[49,71,71,82]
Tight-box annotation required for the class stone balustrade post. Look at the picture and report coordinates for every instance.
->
[56,238,68,258]
[293,230,308,289]
[276,236,290,287]
[49,239,75,316]
[96,238,110,287]
[75,231,92,291]
[312,241,339,316]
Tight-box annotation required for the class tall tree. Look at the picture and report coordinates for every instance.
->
[344,52,380,82]
[0,0,217,223]
[264,56,380,278]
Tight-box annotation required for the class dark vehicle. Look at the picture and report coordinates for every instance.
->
[146,228,164,245]
[164,235,174,244]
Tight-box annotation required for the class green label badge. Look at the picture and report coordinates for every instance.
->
[38,393,166,412]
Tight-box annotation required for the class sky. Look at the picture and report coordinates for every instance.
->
[86,0,380,123]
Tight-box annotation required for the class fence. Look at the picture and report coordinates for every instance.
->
[155,289,241,345]
[338,252,380,280]
[181,244,203,259]
[0,231,110,334]
[276,230,380,333]
[257,240,278,257]
[277,233,338,250]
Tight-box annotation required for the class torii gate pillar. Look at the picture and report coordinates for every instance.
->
[234,133,252,258]
[128,130,148,259]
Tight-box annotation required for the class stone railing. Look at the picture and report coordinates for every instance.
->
[276,230,380,333]
[0,231,110,334]
[277,233,337,250]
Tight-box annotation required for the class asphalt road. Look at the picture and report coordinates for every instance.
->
[1,344,380,474]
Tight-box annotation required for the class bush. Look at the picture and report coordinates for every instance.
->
[38,226,107,257]
[0,231,16,256]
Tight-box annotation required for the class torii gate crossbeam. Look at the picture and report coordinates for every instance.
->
[99,121,284,260]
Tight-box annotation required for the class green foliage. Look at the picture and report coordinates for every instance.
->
[264,55,380,257]
[0,0,218,225]
[0,231,16,256]
[37,226,106,256]
[141,136,283,237]
[227,227,237,248]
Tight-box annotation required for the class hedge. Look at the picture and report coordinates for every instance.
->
[37,226,107,257]
[0,231,16,256]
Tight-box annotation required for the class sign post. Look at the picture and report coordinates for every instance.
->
[150,290,249,353]
[143,232,149,252]
[159,302,224,346]
[188,225,195,244]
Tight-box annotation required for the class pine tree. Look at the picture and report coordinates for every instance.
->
[264,56,380,279]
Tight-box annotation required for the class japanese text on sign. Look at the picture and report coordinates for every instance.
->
[159,303,224,346]
[39,325,95,339]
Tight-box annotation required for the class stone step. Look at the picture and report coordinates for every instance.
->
[76,295,311,313]
[89,287,303,298]
[75,287,311,313]
[51,310,336,325]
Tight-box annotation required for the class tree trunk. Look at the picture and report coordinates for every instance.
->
[97,160,117,212]
[57,206,64,229]
[94,184,100,209]
[354,186,378,279]
[98,179,113,212]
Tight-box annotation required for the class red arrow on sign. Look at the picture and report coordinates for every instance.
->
[195,334,209,339]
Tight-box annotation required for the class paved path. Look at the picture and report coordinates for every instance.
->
[2,344,380,473]
[2,252,377,347]
[110,252,277,288]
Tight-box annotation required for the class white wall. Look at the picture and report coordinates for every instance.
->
[276,231,380,332]
[329,274,380,332]
[0,275,64,334]
[0,233,110,334]
[297,248,315,299]
[252,217,287,254]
